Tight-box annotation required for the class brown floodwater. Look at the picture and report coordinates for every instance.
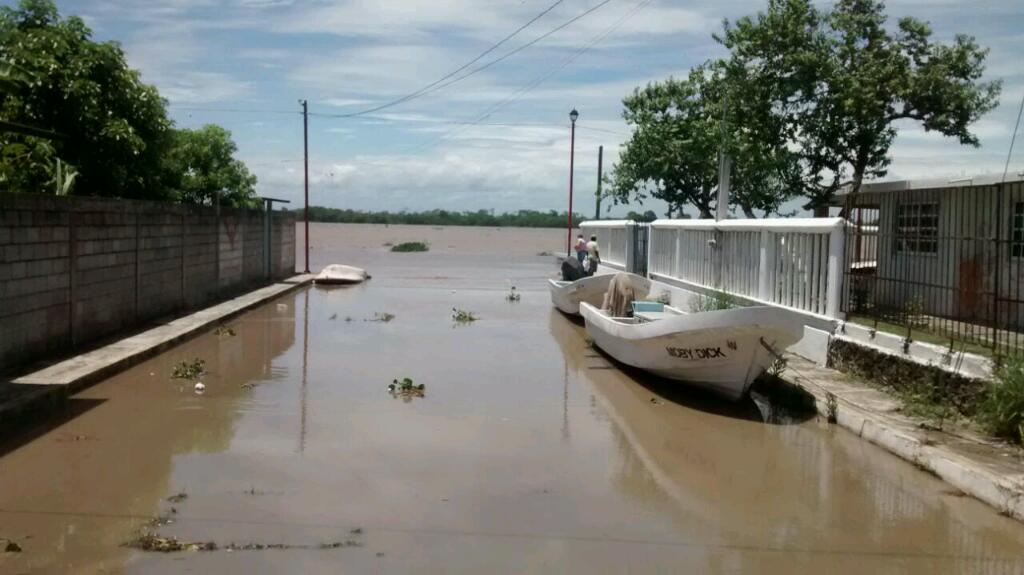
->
[2,222,1023,574]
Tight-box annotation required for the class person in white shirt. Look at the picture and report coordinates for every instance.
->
[585,235,600,276]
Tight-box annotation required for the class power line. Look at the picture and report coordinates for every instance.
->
[395,0,651,156]
[332,0,567,118]
[316,0,615,119]
[169,105,299,115]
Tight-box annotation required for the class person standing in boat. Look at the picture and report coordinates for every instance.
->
[585,235,600,276]
[574,234,587,264]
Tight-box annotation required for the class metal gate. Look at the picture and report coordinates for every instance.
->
[842,179,1024,359]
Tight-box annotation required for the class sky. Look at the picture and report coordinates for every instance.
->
[43,0,1024,216]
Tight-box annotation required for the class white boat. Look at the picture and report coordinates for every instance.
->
[314,264,369,285]
[580,302,803,400]
[548,273,651,315]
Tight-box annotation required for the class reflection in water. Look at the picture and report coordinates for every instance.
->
[547,308,1024,573]
[0,295,298,574]
[299,287,309,453]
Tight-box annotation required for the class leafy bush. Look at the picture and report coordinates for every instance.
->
[688,291,736,313]
[978,357,1024,443]
[390,241,429,252]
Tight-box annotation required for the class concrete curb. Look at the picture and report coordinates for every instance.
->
[1,274,313,424]
[782,356,1024,522]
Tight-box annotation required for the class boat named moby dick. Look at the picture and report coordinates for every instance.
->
[580,301,803,400]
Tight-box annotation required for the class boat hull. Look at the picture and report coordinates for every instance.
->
[548,273,650,315]
[580,303,803,400]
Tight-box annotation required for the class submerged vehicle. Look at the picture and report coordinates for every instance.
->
[580,300,803,400]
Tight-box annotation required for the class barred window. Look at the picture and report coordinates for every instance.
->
[895,203,939,254]
[1013,202,1024,258]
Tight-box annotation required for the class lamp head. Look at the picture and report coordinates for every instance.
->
[569,108,579,123]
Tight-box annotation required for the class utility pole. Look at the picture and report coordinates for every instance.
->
[595,145,603,220]
[566,108,579,257]
[301,99,310,273]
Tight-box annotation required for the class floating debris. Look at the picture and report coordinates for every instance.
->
[537,251,553,256]
[171,359,205,380]
[214,325,236,337]
[4,541,22,553]
[126,534,216,553]
[194,382,206,394]
[166,492,188,504]
[388,377,425,401]
[390,241,429,253]
[505,286,521,302]
[329,313,338,320]
[452,308,477,324]
[366,312,395,323]
[125,533,361,553]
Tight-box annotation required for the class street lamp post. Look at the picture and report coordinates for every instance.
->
[566,108,579,257]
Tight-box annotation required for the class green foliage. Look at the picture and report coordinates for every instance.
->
[717,0,1000,213]
[978,357,1024,444]
[611,0,999,217]
[171,359,205,380]
[625,210,658,223]
[609,64,800,219]
[0,0,173,198]
[688,291,737,313]
[162,125,258,207]
[390,241,429,252]
[300,206,587,228]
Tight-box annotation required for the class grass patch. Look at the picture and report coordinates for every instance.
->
[688,291,737,313]
[977,356,1024,443]
[390,241,429,253]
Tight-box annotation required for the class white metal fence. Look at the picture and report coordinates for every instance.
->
[648,218,846,318]
[580,220,630,270]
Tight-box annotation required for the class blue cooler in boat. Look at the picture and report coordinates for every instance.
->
[631,301,664,315]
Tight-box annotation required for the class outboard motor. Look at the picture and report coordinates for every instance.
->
[561,257,584,281]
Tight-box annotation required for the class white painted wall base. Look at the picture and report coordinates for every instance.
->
[835,321,993,380]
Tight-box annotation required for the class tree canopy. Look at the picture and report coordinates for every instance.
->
[610,0,1000,217]
[0,0,257,206]
[162,125,258,207]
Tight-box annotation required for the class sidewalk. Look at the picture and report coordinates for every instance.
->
[0,274,313,426]
[781,354,1024,522]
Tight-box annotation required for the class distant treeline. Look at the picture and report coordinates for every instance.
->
[297,207,591,228]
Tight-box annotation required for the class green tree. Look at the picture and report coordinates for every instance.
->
[163,125,257,207]
[718,0,1000,214]
[608,65,800,218]
[0,0,172,198]
[608,68,720,218]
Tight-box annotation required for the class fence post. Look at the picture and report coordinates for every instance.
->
[758,229,772,301]
[625,222,635,273]
[826,221,846,318]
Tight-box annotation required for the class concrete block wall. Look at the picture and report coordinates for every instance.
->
[0,194,296,373]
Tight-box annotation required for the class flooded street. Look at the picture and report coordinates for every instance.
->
[2,222,1024,573]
